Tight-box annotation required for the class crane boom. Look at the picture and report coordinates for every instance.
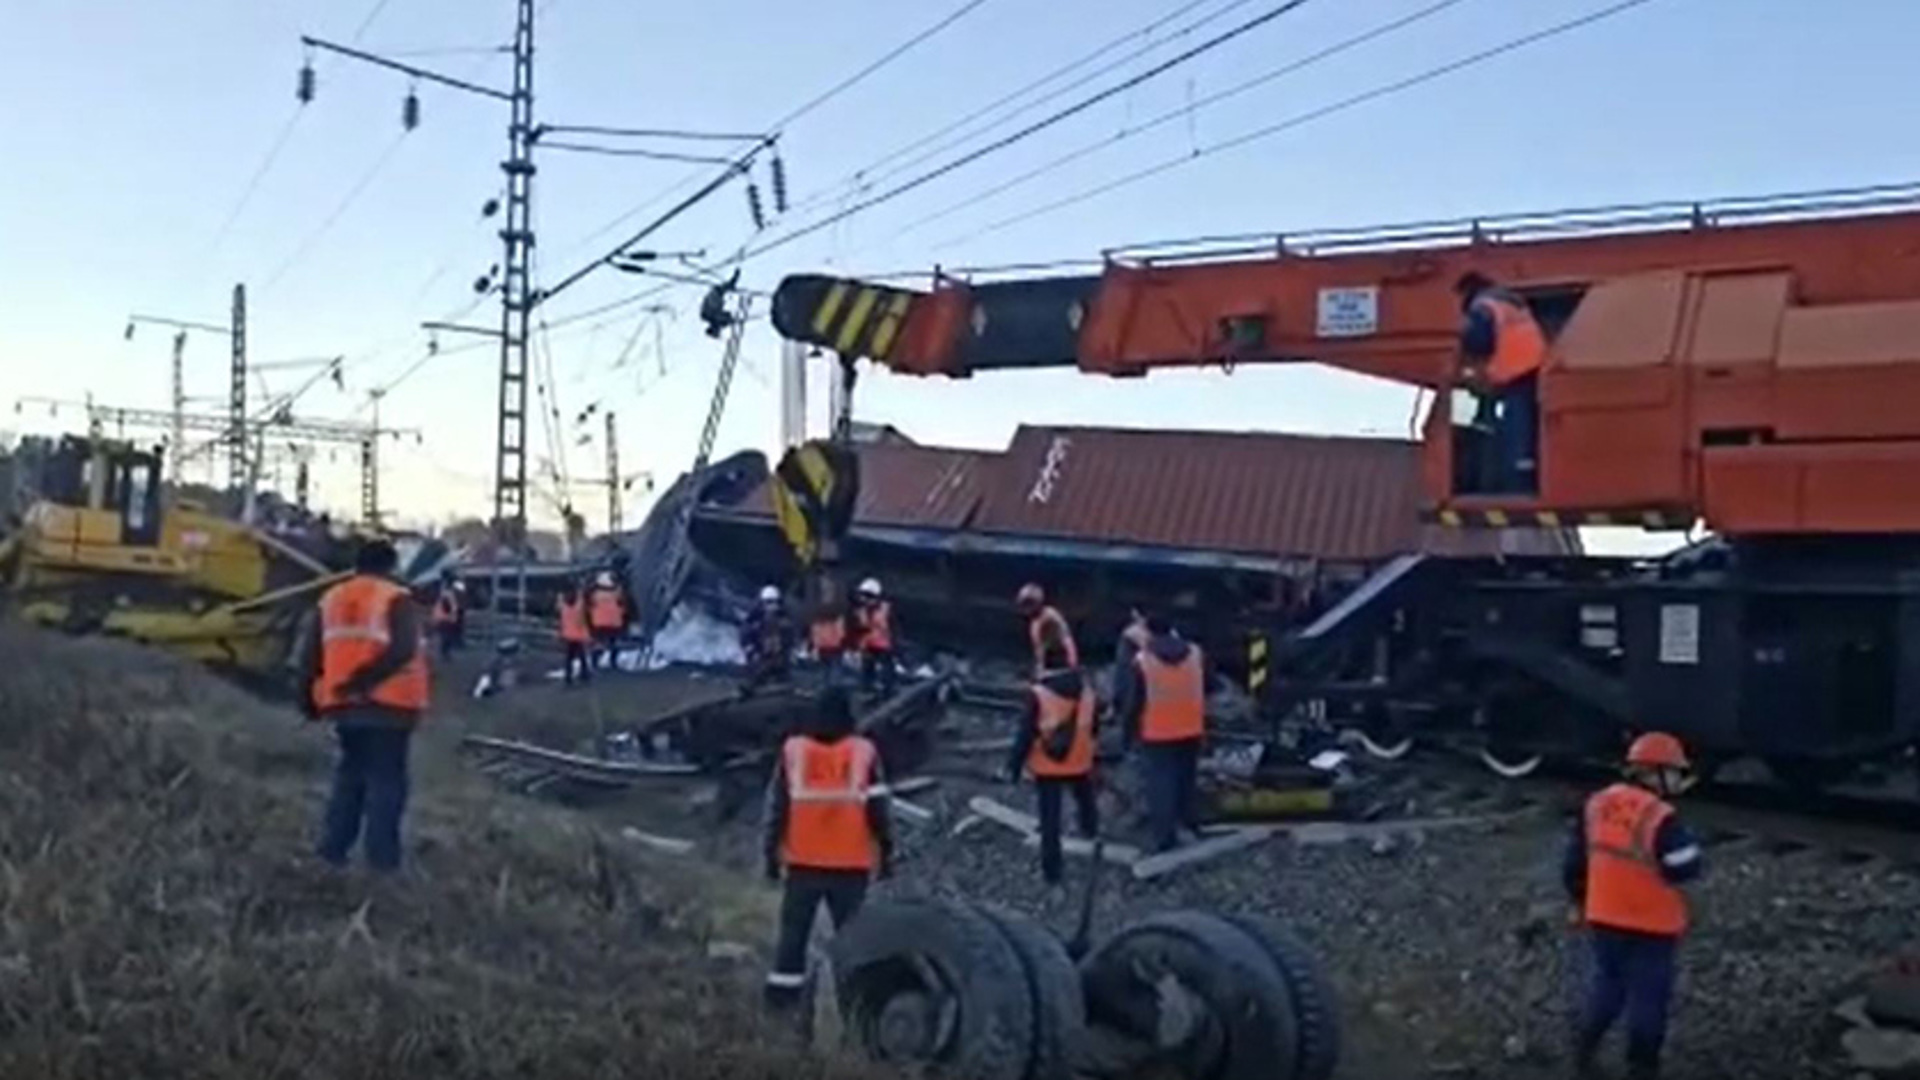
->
[772,186,1920,535]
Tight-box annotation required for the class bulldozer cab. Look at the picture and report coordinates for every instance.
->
[41,435,165,547]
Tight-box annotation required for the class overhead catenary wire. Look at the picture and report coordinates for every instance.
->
[536,141,736,166]
[883,0,1474,242]
[555,0,991,261]
[732,0,1317,264]
[933,0,1663,250]
[260,132,410,294]
[784,0,1259,217]
[768,0,997,130]
[538,123,766,142]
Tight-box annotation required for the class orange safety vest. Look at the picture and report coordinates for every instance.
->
[1028,684,1095,779]
[1474,289,1547,387]
[1136,646,1205,743]
[1583,783,1688,937]
[557,595,590,644]
[432,589,461,627]
[781,735,879,871]
[313,575,429,716]
[588,587,626,631]
[856,602,893,653]
[811,615,846,653]
[1029,605,1080,672]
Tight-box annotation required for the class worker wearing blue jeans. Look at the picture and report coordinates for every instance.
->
[296,538,429,875]
[319,727,412,871]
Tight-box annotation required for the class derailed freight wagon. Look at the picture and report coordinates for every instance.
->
[689,423,1574,679]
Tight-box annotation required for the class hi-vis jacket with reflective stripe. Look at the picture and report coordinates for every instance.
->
[774,735,885,871]
[1578,782,1696,936]
[313,575,429,715]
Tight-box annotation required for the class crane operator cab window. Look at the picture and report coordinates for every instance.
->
[1453,273,1548,497]
[116,448,162,546]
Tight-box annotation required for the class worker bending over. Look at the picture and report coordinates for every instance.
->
[762,687,893,1007]
[1455,271,1547,495]
[556,579,592,686]
[743,584,796,691]
[431,572,464,659]
[1564,732,1704,1080]
[296,538,430,874]
[850,577,896,696]
[586,572,627,670]
[1113,611,1208,853]
[1004,643,1098,885]
[1015,583,1079,677]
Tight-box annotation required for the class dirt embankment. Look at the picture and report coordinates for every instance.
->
[0,626,875,1080]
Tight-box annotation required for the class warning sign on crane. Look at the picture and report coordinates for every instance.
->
[1315,286,1379,338]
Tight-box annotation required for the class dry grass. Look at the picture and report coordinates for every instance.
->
[0,624,878,1080]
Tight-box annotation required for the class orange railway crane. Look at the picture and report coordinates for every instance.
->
[771,184,1920,785]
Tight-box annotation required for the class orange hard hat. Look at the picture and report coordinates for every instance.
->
[1016,583,1044,606]
[1625,732,1689,770]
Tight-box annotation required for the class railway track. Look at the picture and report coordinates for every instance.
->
[1370,748,1920,870]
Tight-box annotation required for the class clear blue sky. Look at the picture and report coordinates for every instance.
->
[3,0,1916,542]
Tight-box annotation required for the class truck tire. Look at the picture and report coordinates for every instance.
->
[828,896,1037,1080]
[1079,911,1299,1080]
[1220,914,1341,1080]
[975,904,1085,1080]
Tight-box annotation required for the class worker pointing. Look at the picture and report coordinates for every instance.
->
[1113,611,1207,854]
[761,687,893,1008]
[296,537,430,874]
[1564,732,1704,1080]
[1455,271,1547,495]
[1016,582,1079,676]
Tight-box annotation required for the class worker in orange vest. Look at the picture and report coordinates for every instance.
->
[1563,732,1703,1080]
[1456,271,1548,495]
[1015,582,1079,677]
[556,579,592,687]
[1113,610,1207,853]
[295,538,429,873]
[430,573,464,659]
[586,572,627,671]
[1004,641,1098,885]
[849,577,896,695]
[761,687,893,1007]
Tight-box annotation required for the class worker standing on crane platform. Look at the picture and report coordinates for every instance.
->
[1113,611,1208,853]
[1455,271,1548,495]
[1004,642,1098,886]
[556,578,592,687]
[296,538,430,874]
[1016,583,1079,677]
[761,687,893,1008]
[1564,732,1704,1080]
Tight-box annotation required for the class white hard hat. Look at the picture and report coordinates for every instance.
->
[759,585,781,603]
[857,577,882,597]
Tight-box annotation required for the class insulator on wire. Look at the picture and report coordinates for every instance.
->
[746,180,767,230]
[402,87,421,131]
[770,151,789,214]
[474,275,492,294]
[481,197,501,218]
[297,61,316,104]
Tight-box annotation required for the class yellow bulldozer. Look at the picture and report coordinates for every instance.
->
[0,434,346,682]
